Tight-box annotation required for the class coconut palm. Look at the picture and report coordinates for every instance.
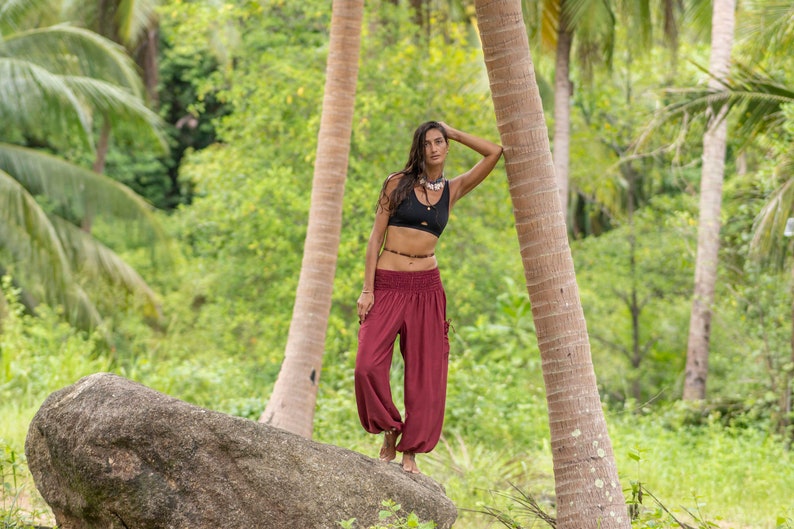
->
[644,2,791,400]
[259,0,364,438]
[59,0,163,172]
[528,0,618,223]
[653,65,793,193]
[524,0,677,227]
[474,0,629,527]
[0,6,168,328]
[637,1,792,403]
[740,0,794,429]
[683,0,736,400]
[742,74,794,434]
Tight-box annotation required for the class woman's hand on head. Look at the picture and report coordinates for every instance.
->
[438,121,456,140]
[357,292,374,323]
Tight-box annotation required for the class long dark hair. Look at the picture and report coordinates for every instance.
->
[378,121,448,214]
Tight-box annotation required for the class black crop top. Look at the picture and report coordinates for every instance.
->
[387,183,450,237]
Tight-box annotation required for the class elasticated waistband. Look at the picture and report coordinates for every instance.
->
[374,268,442,292]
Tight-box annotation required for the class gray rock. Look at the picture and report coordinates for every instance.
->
[25,373,457,529]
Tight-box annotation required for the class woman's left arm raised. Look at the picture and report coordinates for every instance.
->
[441,122,503,206]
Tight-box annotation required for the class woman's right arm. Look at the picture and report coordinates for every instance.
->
[357,180,395,323]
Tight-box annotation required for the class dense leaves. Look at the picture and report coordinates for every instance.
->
[2,0,794,527]
[0,3,170,328]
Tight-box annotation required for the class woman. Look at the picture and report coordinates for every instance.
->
[354,121,502,474]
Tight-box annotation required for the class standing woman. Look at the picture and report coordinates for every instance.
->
[355,121,502,473]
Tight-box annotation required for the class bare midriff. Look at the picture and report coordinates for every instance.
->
[377,226,439,272]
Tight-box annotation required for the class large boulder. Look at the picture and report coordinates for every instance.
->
[25,373,457,529]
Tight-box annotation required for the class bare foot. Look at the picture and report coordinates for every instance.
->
[401,452,420,474]
[379,430,397,462]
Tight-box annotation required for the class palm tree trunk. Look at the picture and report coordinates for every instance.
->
[138,23,160,107]
[474,1,629,527]
[92,117,112,176]
[683,0,736,401]
[553,2,572,223]
[84,116,113,233]
[259,0,364,438]
[784,263,794,440]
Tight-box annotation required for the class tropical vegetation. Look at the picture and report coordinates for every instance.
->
[0,0,168,329]
[2,0,794,528]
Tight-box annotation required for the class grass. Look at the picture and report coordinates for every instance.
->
[334,417,793,529]
[610,412,794,529]
[2,287,794,528]
[3,377,794,528]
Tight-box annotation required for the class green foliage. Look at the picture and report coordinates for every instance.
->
[0,277,110,447]
[1,442,45,529]
[611,410,794,529]
[0,3,171,329]
[573,195,696,403]
[338,499,437,529]
[3,1,794,528]
[475,412,794,529]
[0,281,105,527]
[444,284,549,448]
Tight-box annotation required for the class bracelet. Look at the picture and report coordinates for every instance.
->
[361,289,373,294]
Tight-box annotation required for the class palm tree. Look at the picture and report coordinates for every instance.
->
[743,76,794,436]
[259,0,364,438]
[530,0,687,231]
[552,0,574,218]
[534,0,617,223]
[1,7,168,328]
[474,1,629,527]
[60,0,163,174]
[683,0,736,401]
[635,0,793,409]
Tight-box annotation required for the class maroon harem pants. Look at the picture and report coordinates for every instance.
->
[354,268,449,454]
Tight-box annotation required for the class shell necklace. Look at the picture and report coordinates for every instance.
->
[420,173,445,191]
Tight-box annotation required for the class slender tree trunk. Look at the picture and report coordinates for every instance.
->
[553,4,572,222]
[92,117,112,175]
[683,0,735,400]
[736,150,747,176]
[0,268,8,324]
[138,23,160,107]
[259,0,364,438]
[625,164,645,401]
[784,263,794,439]
[474,1,629,527]
[410,0,425,27]
[84,117,113,232]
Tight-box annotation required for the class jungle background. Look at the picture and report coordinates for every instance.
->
[2,0,794,527]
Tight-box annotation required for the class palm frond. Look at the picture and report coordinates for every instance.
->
[726,66,794,145]
[683,0,713,43]
[739,1,794,64]
[56,0,159,49]
[0,57,93,148]
[566,0,617,75]
[567,0,618,48]
[3,23,143,94]
[0,0,51,32]
[539,0,560,52]
[64,75,168,151]
[0,143,167,245]
[639,63,794,152]
[116,0,159,47]
[750,178,794,270]
[50,216,162,320]
[0,169,103,328]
